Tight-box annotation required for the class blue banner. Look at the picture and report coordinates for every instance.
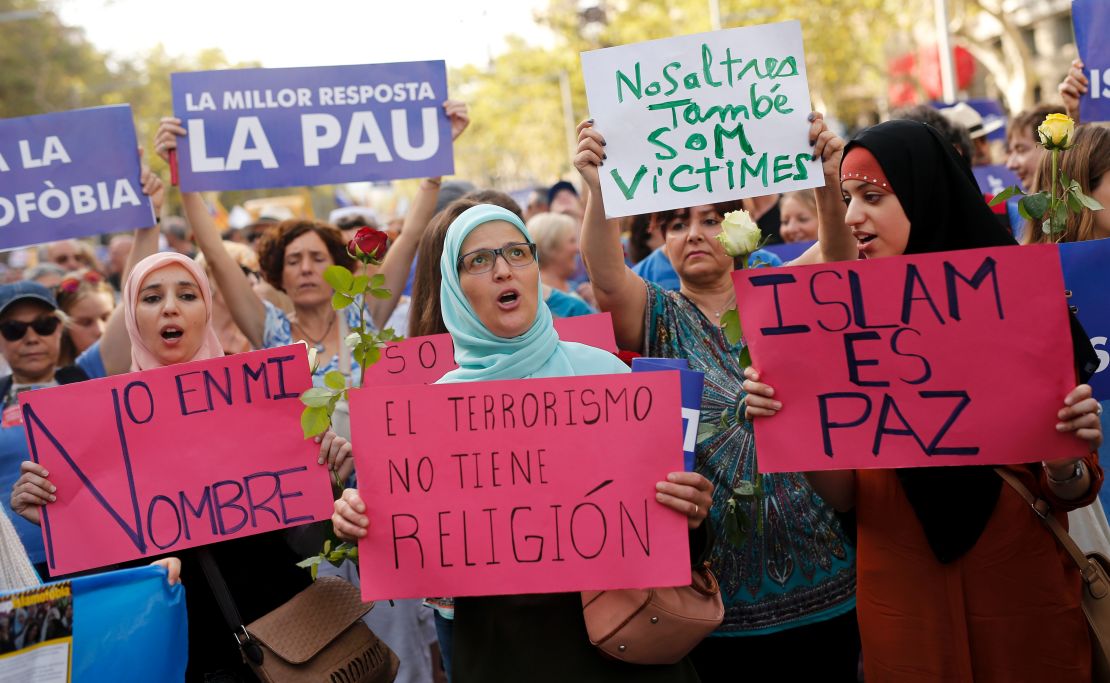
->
[972,164,1022,197]
[171,62,454,192]
[762,240,813,262]
[0,105,154,250]
[631,359,705,470]
[1074,0,1110,123]
[0,565,187,682]
[1059,238,1110,400]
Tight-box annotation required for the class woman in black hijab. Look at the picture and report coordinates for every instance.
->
[744,119,1104,681]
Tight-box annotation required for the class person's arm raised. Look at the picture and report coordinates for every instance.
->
[99,154,163,375]
[367,101,468,329]
[790,113,855,266]
[155,117,267,348]
[575,120,647,351]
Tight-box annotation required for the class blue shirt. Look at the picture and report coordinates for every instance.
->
[632,247,783,292]
[545,289,594,318]
[1,342,106,565]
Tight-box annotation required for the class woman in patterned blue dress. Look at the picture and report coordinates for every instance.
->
[575,115,863,681]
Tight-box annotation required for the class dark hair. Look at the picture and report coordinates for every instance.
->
[892,105,973,161]
[656,199,745,235]
[624,213,654,264]
[256,220,355,292]
[408,191,524,338]
[1009,104,1067,146]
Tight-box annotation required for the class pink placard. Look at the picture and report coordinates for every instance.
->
[733,244,1080,472]
[21,345,333,576]
[362,312,618,386]
[348,371,690,601]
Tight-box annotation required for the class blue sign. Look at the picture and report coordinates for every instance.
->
[762,239,813,262]
[172,61,455,192]
[0,565,187,682]
[1059,238,1110,399]
[965,99,1008,142]
[972,164,1021,197]
[0,105,154,250]
[631,358,705,470]
[1074,0,1110,123]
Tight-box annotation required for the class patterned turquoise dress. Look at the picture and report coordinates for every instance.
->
[643,281,856,635]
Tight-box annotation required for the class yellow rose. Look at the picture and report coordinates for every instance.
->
[716,210,762,257]
[1037,113,1075,151]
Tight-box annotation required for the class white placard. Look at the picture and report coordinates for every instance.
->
[581,21,824,218]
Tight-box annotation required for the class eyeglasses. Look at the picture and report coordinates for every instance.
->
[457,242,538,275]
[0,316,62,342]
[57,271,104,294]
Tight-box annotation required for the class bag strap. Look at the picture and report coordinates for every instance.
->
[994,467,1092,573]
[196,548,264,665]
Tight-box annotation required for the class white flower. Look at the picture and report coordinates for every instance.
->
[344,332,361,351]
[296,339,320,373]
[716,210,762,257]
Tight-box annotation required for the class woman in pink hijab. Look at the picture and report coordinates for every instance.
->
[122,252,225,370]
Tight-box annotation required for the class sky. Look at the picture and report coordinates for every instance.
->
[56,0,554,68]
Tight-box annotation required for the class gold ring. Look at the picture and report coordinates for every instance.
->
[694,504,699,516]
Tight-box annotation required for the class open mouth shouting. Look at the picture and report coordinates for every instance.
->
[160,324,185,344]
[496,288,521,310]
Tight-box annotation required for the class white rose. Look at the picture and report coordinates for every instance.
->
[716,210,762,257]
[296,339,320,373]
[344,332,361,350]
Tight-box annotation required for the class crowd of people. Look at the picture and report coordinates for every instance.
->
[0,50,1106,683]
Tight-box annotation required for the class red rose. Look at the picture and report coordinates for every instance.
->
[348,227,389,264]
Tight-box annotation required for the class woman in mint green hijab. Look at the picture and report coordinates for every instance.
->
[436,204,628,382]
[334,203,713,682]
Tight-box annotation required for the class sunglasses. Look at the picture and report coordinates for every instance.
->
[0,315,62,342]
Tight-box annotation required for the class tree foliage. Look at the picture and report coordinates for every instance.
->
[452,0,918,189]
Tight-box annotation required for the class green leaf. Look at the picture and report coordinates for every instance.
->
[1067,191,1084,214]
[720,308,742,345]
[365,345,382,367]
[323,539,332,555]
[1053,201,1069,233]
[301,405,331,438]
[738,346,752,369]
[323,265,354,292]
[300,387,335,408]
[350,274,370,296]
[1074,189,1105,211]
[1019,193,1050,221]
[302,387,336,407]
[369,288,393,300]
[723,504,745,548]
[370,273,386,289]
[332,291,353,310]
[295,556,321,569]
[324,371,347,391]
[988,185,1023,206]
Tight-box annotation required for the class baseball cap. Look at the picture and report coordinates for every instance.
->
[547,180,579,206]
[0,281,58,318]
[938,102,1004,140]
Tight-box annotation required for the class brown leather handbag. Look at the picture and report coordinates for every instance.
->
[581,562,724,665]
[996,468,1110,682]
[198,549,399,683]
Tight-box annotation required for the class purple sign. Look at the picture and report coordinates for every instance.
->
[1060,238,1110,400]
[171,61,454,192]
[0,105,154,250]
[1074,0,1110,123]
[972,164,1021,196]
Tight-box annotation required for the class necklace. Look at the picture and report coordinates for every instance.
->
[690,294,735,319]
[295,312,336,352]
